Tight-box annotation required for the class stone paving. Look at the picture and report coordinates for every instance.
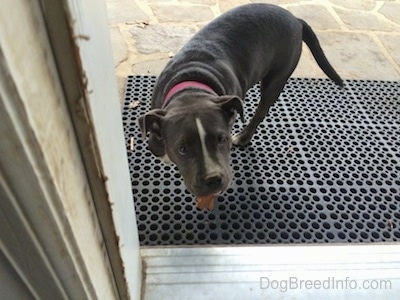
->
[106,0,400,97]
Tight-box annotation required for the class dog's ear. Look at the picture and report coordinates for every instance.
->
[216,95,245,124]
[138,109,167,157]
[138,109,166,139]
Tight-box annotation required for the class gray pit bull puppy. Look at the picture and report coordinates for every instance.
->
[139,3,343,199]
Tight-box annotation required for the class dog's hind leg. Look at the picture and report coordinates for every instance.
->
[232,76,288,146]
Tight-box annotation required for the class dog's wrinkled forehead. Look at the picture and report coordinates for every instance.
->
[163,110,229,144]
[171,106,229,125]
[165,114,199,142]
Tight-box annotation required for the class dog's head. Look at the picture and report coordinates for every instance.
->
[139,92,244,196]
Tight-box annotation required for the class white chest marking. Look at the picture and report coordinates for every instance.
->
[195,118,218,174]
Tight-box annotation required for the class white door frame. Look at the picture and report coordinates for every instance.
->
[0,0,140,298]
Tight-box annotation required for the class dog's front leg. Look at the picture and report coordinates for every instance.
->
[232,78,287,146]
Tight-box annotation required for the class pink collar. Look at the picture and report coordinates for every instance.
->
[163,81,216,108]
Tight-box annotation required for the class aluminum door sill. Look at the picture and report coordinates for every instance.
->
[141,244,400,300]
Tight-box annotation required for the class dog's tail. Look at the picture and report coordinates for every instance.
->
[299,19,344,87]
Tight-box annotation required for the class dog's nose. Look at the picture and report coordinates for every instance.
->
[204,173,222,190]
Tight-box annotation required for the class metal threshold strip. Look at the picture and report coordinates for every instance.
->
[141,244,400,299]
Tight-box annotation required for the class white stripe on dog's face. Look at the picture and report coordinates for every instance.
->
[195,118,219,174]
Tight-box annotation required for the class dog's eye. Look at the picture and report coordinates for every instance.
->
[178,145,188,155]
[217,134,227,145]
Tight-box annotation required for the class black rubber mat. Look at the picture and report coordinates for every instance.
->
[122,76,400,246]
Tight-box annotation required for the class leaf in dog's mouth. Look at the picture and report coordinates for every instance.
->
[195,194,215,211]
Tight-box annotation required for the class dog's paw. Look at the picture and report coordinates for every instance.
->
[231,133,250,146]
[231,133,241,146]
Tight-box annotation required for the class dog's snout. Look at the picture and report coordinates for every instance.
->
[190,169,231,196]
[204,173,222,189]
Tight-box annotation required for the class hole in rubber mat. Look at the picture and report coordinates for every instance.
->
[123,76,400,246]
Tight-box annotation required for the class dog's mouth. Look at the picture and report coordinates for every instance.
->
[195,193,220,211]
[189,172,232,197]
[195,194,214,210]
[183,167,232,205]
[189,182,227,198]
[193,187,227,211]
